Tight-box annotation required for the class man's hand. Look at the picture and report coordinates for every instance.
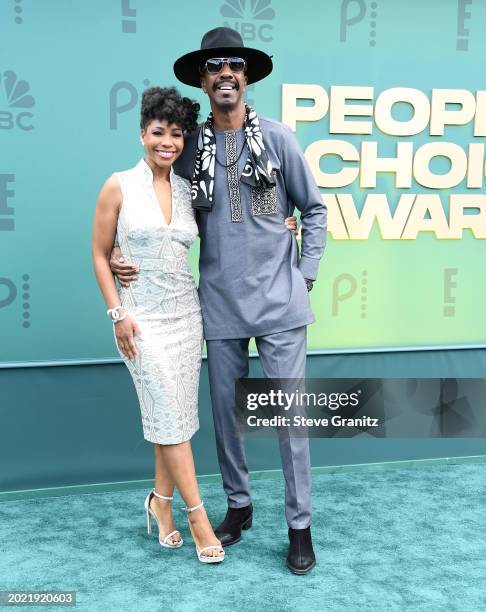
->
[110,246,138,288]
[285,216,298,234]
[304,278,314,292]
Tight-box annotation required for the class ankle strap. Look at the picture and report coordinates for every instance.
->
[152,489,173,501]
[183,500,204,513]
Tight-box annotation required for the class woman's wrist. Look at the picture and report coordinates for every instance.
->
[107,305,127,323]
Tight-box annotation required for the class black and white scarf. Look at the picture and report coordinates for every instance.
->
[191,105,275,211]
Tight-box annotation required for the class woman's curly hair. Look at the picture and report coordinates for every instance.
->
[140,86,200,134]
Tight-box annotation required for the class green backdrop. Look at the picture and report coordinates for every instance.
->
[1,0,485,364]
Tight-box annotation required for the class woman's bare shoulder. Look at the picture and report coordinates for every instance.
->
[97,174,122,208]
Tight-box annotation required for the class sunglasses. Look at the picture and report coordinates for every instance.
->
[199,57,247,75]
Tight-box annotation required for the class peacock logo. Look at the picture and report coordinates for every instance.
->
[220,0,275,42]
[0,70,35,130]
[220,0,275,20]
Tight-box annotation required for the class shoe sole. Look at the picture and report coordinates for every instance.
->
[286,559,316,575]
[159,539,184,549]
[198,553,225,563]
[221,536,241,548]
[218,516,252,548]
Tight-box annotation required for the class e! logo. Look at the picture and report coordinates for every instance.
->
[121,0,136,33]
[457,0,472,51]
[443,268,458,317]
[0,174,15,231]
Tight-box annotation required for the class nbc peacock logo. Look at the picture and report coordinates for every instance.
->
[220,0,275,42]
[0,70,35,131]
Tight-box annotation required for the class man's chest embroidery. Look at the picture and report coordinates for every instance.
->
[225,131,243,223]
[250,170,277,216]
[224,133,278,222]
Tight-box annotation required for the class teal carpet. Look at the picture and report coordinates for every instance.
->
[1,463,486,611]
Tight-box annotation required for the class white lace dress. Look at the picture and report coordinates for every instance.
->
[113,158,203,444]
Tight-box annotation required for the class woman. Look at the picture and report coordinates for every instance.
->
[92,87,297,564]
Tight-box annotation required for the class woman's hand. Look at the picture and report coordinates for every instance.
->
[114,314,142,360]
[285,216,298,234]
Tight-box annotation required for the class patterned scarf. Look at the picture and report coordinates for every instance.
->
[191,105,275,211]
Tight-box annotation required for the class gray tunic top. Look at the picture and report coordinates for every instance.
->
[174,116,327,340]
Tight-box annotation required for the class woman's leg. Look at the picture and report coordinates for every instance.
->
[150,444,181,545]
[158,441,223,557]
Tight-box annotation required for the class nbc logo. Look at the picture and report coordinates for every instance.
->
[220,0,275,42]
[0,70,35,131]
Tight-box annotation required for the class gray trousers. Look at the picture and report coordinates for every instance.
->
[206,326,311,529]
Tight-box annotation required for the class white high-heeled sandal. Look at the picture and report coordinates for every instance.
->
[184,501,225,564]
[144,489,183,549]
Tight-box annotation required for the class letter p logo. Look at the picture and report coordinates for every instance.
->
[340,0,366,42]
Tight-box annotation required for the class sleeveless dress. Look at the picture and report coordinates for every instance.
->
[113,158,203,444]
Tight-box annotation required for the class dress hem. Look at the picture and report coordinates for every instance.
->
[142,426,199,446]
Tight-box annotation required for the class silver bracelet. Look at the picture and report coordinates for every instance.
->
[107,305,127,323]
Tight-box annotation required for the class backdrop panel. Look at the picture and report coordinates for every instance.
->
[1,0,485,363]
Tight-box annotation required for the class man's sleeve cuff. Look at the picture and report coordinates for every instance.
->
[298,255,320,281]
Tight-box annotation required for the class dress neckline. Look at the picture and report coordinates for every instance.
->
[138,158,175,227]
[139,157,174,181]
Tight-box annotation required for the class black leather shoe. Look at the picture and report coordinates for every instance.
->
[214,503,253,547]
[286,526,316,574]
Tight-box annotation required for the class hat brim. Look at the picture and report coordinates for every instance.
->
[173,46,273,88]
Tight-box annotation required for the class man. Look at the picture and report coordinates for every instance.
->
[113,27,326,574]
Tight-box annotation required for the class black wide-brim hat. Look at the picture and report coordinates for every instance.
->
[173,27,273,88]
